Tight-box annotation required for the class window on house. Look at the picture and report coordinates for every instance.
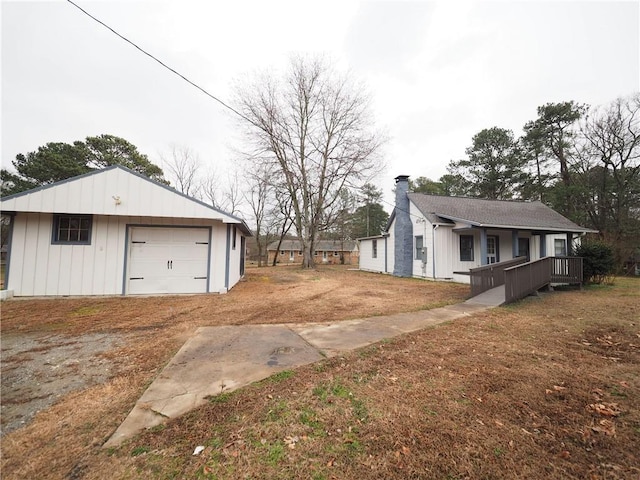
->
[372,239,378,258]
[298,251,302,256]
[52,214,92,244]
[333,251,339,256]
[460,235,474,261]
[554,239,567,256]
[314,251,318,256]
[415,235,424,260]
[280,250,285,255]
[232,226,237,249]
[289,250,294,261]
[323,251,328,260]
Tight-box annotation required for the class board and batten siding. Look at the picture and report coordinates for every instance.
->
[8,213,232,296]
[1,166,237,222]
[224,224,244,291]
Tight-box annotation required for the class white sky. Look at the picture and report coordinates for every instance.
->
[1,0,639,212]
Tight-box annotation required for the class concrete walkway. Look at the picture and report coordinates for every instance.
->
[104,292,503,447]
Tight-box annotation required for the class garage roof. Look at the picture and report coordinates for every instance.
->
[0,165,252,235]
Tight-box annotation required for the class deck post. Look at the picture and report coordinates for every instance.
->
[566,232,574,256]
[540,233,547,258]
[512,230,519,259]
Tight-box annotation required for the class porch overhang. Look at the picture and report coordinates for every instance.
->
[439,213,597,235]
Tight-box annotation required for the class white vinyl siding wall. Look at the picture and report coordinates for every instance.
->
[409,203,433,278]
[7,213,233,296]
[358,238,386,273]
[225,224,243,292]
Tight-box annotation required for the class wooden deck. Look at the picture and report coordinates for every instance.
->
[468,256,583,304]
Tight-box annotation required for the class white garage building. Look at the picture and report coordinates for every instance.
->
[0,166,251,296]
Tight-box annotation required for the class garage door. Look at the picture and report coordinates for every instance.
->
[127,227,209,294]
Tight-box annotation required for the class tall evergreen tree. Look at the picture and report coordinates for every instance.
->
[1,135,166,196]
[446,127,531,199]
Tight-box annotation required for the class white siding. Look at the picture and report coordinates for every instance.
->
[409,203,434,278]
[358,237,387,273]
[434,226,455,279]
[386,217,395,274]
[0,167,240,225]
[225,225,243,292]
[7,213,243,296]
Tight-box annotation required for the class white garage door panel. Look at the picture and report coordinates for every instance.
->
[128,227,209,294]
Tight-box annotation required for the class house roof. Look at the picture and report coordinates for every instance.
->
[405,193,596,233]
[0,165,252,235]
[267,239,357,252]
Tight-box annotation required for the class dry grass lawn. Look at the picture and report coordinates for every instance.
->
[1,267,638,479]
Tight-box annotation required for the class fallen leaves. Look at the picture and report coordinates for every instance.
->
[591,419,616,436]
[587,403,622,417]
[546,385,568,394]
[284,435,300,449]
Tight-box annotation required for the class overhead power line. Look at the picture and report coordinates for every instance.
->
[66,0,257,127]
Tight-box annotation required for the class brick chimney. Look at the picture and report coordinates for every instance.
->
[393,175,413,277]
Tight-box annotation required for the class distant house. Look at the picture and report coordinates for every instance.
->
[0,166,251,296]
[359,175,596,283]
[267,239,358,265]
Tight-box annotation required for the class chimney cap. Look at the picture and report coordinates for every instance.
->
[394,175,410,183]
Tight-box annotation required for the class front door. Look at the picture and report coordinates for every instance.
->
[486,236,499,264]
[518,237,530,261]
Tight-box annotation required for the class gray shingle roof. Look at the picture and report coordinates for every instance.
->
[267,239,356,251]
[407,193,595,233]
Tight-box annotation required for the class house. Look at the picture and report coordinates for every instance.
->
[267,239,358,265]
[0,165,251,296]
[359,175,596,283]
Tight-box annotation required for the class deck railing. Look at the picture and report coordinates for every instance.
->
[504,256,583,304]
[469,257,527,296]
[550,256,583,284]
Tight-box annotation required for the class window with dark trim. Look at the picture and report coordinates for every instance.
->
[415,235,424,260]
[52,214,92,245]
[460,235,474,261]
[372,239,378,258]
[554,239,567,256]
[232,226,237,249]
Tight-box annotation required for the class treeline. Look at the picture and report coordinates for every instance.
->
[412,94,639,271]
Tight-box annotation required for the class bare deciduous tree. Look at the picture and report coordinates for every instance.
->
[578,93,640,265]
[160,145,200,195]
[243,163,274,266]
[235,56,384,268]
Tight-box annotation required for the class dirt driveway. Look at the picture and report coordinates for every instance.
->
[0,266,467,478]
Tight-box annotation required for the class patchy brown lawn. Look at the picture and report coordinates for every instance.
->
[0,265,467,479]
[2,270,638,479]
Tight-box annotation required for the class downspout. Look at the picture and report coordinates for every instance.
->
[432,224,438,279]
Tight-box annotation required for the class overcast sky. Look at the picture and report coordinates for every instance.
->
[2,0,638,212]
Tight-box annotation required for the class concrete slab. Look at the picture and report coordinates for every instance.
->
[104,289,503,447]
[104,325,324,448]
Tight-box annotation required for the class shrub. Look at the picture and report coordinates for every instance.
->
[576,240,615,284]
